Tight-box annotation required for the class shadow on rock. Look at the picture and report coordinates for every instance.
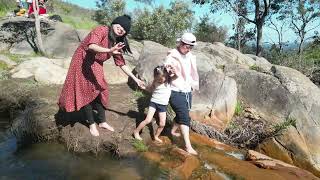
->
[54,108,90,130]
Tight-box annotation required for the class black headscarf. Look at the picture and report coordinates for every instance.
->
[109,15,132,54]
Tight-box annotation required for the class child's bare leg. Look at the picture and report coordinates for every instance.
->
[154,112,166,143]
[171,122,181,137]
[133,107,156,140]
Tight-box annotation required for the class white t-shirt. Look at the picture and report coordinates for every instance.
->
[150,83,172,105]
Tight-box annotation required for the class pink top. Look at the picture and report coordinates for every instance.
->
[164,49,199,92]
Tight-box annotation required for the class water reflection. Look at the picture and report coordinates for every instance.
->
[0,118,164,180]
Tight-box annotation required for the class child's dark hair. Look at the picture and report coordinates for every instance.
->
[153,65,172,84]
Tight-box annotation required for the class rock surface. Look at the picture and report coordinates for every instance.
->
[0,54,17,68]
[225,64,320,176]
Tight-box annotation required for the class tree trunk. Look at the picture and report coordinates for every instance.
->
[298,36,304,55]
[256,23,263,56]
[33,0,46,56]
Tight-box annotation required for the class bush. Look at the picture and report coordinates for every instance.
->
[131,0,193,46]
[193,15,228,43]
[0,0,15,17]
[93,0,126,25]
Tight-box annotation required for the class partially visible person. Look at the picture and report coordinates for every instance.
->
[14,0,27,16]
[133,65,177,143]
[58,15,145,137]
[164,32,199,155]
[26,0,32,9]
[28,0,47,17]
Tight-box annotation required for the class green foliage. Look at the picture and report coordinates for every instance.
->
[193,0,289,56]
[272,117,296,135]
[131,0,194,46]
[278,0,320,54]
[132,139,148,152]
[0,61,8,70]
[228,18,255,52]
[193,14,227,43]
[265,48,319,77]
[234,101,243,116]
[249,64,262,72]
[93,0,126,25]
[61,15,98,30]
[0,70,10,80]
[0,0,15,17]
[133,90,145,98]
[46,0,97,29]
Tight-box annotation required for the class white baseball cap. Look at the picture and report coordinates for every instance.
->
[177,32,197,46]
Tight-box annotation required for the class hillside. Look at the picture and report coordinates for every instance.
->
[0,0,98,29]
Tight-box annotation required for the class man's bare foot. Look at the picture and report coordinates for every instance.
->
[99,122,114,132]
[89,124,99,136]
[133,130,142,140]
[186,147,198,155]
[171,131,181,137]
[154,136,163,143]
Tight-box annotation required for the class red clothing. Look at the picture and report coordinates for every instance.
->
[58,26,126,112]
[28,1,47,15]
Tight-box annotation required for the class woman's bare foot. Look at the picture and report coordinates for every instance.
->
[185,147,198,155]
[171,131,181,137]
[99,122,114,132]
[133,130,142,140]
[154,136,163,143]
[89,124,99,136]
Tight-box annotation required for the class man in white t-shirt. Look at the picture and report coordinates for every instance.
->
[164,32,199,155]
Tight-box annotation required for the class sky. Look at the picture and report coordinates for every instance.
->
[62,0,299,44]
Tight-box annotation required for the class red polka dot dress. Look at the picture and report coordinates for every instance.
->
[58,26,125,112]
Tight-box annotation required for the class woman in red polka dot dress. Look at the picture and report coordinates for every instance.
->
[58,15,145,136]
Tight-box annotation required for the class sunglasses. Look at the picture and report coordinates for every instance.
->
[183,44,194,50]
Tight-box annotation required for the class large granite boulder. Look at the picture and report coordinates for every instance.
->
[0,18,80,58]
[193,42,256,67]
[10,57,68,84]
[224,64,320,176]
[134,41,169,84]
[191,70,237,131]
[134,41,237,131]
[42,22,80,58]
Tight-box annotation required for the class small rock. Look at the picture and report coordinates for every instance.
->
[11,69,33,78]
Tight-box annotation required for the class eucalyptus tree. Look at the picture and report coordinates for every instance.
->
[131,0,194,46]
[193,0,286,56]
[93,0,126,25]
[193,15,228,43]
[33,0,46,56]
[280,0,320,55]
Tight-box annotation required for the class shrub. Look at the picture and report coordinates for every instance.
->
[93,0,126,25]
[194,15,228,43]
[131,0,193,47]
[272,117,296,135]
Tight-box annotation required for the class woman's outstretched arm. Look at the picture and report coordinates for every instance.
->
[120,65,146,89]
